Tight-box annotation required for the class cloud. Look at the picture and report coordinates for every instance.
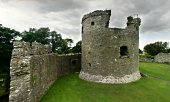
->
[36,0,87,13]
[0,0,170,47]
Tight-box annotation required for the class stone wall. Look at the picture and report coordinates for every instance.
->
[139,57,154,63]
[155,53,170,63]
[9,41,81,102]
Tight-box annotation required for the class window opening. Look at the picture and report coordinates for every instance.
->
[120,46,128,57]
[91,22,94,26]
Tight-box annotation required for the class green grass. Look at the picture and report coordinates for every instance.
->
[41,62,170,102]
[140,62,170,81]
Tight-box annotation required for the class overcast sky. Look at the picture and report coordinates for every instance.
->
[0,0,170,49]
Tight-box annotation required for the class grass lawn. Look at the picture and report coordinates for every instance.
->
[41,62,170,102]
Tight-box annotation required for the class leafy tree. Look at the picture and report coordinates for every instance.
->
[0,24,20,58]
[35,28,50,44]
[71,41,81,53]
[22,27,73,54]
[50,31,70,54]
[139,49,143,54]
[166,48,170,53]
[0,24,20,92]
[64,38,73,47]
[144,41,169,56]
[22,27,50,44]
[51,31,62,52]
[56,39,70,54]
[21,28,36,43]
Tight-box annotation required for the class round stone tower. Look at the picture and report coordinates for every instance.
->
[79,10,141,84]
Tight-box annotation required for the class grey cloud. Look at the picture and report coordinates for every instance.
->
[0,0,170,48]
[130,0,168,14]
[107,0,170,33]
[142,10,170,32]
[34,0,88,13]
[127,0,170,33]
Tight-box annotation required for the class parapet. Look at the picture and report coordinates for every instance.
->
[12,41,52,57]
[82,10,111,23]
[126,16,141,30]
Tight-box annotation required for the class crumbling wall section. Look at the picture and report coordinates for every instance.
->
[10,41,81,102]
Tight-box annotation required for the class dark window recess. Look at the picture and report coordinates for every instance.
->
[71,59,78,65]
[91,22,94,26]
[120,46,128,56]
[88,63,91,67]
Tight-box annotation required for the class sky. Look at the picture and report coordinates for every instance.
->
[0,0,170,49]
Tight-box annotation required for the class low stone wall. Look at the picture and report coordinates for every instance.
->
[9,41,81,102]
[155,53,170,63]
[139,57,154,63]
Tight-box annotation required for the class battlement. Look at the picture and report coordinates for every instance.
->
[12,41,52,57]
[82,10,111,23]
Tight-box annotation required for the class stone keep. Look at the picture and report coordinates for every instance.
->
[79,10,141,83]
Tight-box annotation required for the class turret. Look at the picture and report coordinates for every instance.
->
[126,16,141,30]
[79,10,141,84]
[81,10,111,34]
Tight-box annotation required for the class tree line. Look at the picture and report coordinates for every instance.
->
[140,41,170,56]
[21,27,81,54]
[0,25,81,57]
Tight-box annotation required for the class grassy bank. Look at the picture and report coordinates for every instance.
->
[40,62,170,102]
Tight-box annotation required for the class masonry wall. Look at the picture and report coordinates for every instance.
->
[9,41,81,102]
[139,56,154,63]
[155,53,170,63]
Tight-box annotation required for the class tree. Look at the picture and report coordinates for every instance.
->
[22,27,74,54]
[56,39,71,54]
[0,24,20,58]
[22,27,50,44]
[0,24,21,93]
[71,41,81,53]
[50,31,68,54]
[35,28,50,44]
[144,41,169,56]
[64,38,73,47]
[139,49,143,54]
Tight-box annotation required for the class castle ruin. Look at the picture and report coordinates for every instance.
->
[9,10,142,102]
[79,10,141,83]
